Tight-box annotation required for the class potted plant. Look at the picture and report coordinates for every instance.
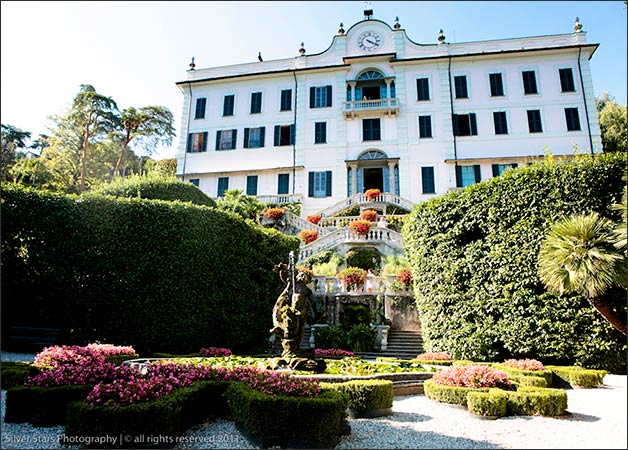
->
[360,209,378,222]
[365,188,381,201]
[264,207,285,221]
[306,214,322,225]
[299,229,319,244]
[338,267,367,291]
[395,267,413,291]
[349,219,372,236]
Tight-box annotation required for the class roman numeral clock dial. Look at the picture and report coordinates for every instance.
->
[358,31,382,51]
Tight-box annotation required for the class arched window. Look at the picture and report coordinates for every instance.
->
[358,150,388,160]
[357,70,385,80]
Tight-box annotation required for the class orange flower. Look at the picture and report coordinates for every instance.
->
[349,219,372,236]
[264,208,285,220]
[365,188,381,201]
[306,214,321,225]
[360,209,378,222]
[298,229,318,244]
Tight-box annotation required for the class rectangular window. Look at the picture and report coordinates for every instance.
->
[223,95,235,116]
[246,175,258,196]
[217,177,229,197]
[522,70,538,94]
[314,122,327,144]
[363,118,381,141]
[189,178,200,187]
[310,85,332,108]
[454,75,468,99]
[250,92,262,114]
[277,173,290,195]
[418,115,432,138]
[456,165,481,188]
[243,126,265,148]
[493,111,508,135]
[527,110,543,133]
[452,113,478,137]
[186,131,208,153]
[565,107,581,131]
[308,171,332,198]
[195,98,207,119]
[416,78,430,101]
[215,129,238,150]
[274,124,295,146]
[489,73,504,97]
[559,68,575,93]
[421,166,435,194]
[492,163,518,177]
[280,89,292,111]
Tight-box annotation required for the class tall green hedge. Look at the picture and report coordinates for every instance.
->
[91,175,216,207]
[403,154,627,373]
[1,185,298,354]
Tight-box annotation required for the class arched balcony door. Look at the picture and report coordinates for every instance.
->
[346,150,400,196]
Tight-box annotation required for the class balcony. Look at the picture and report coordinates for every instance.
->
[343,98,399,119]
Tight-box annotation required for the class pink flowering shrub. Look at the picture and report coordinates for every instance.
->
[432,365,511,389]
[199,347,233,357]
[416,352,452,361]
[26,362,136,387]
[34,343,136,368]
[314,348,355,357]
[503,358,545,371]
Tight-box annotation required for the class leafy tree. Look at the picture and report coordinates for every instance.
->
[538,212,627,335]
[1,124,31,181]
[215,189,265,221]
[113,106,174,177]
[68,85,120,192]
[154,158,177,177]
[596,92,627,153]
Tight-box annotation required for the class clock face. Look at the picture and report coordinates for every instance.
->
[358,31,382,51]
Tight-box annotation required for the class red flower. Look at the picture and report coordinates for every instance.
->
[299,229,318,244]
[365,188,381,201]
[338,267,367,291]
[264,208,285,220]
[306,214,321,225]
[349,219,372,236]
[360,209,378,222]
[396,268,413,290]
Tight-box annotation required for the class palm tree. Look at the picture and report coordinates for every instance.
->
[612,184,627,255]
[538,212,627,335]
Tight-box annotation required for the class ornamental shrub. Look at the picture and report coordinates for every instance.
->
[345,247,381,271]
[0,185,298,354]
[321,380,393,412]
[314,348,355,357]
[467,389,508,417]
[313,325,348,350]
[347,323,377,352]
[403,153,627,372]
[298,229,319,244]
[360,209,378,222]
[264,207,285,221]
[396,267,413,290]
[199,347,233,357]
[91,173,215,207]
[349,219,372,236]
[416,352,452,361]
[338,267,367,291]
[503,358,544,371]
[432,364,511,389]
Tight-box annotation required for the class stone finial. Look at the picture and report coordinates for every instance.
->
[299,42,306,56]
[338,22,345,35]
[574,17,583,33]
[189,57,196,70]
[258,52,263,62]
[394,16,401,29]
[438,29,446,44]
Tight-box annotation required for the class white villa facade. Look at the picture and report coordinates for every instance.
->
[175,12,601,218]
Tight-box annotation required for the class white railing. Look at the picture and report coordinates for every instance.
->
[256,194,302,204]
[343,98,399,114]
[311,274,412,296]
[283,211,331,236]
[319,214,407,229]
[298,226,404,261]
[318,193,416,218]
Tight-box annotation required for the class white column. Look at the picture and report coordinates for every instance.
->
[350,164,358,195]
[388,161,396,195]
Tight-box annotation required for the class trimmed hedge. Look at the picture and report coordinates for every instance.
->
[423,379,488,407]
[65,381,230,449]
[546,366,607,388]
[404,154,627,373]
[0,362,40,389]
[1,185,298,354]
[5,385,93,426]
[321,380,393,411]
[91,175,216,207]
[467,389,508,417]
[506,386,567,416]
[104,355,139,365]
[492,363,553,387]
[225,382,349,448]
[509,375,547,388]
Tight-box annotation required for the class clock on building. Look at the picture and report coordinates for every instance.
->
[358,31,382,51]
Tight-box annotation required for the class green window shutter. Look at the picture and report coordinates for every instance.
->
[452,114,459,136]
[310,87,316,108]
[274,125,280,146]
[308,172,314,197]
[243,128,250,148]
[511,163,518,168]
[215,131,222,150]
[474,165,481,183]
[231,129,237,149]
[492,164,499,177]
[421,167,435,194]
[325,170,332,196]
[187,133,192,152]
[201,132,208,152]
[259,127,265,147]
[470,113,478,135]
[290,124,295,145]
[455,165,462,187]
[326,85,332,107]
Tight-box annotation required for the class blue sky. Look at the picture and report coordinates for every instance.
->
[2,1,626,159]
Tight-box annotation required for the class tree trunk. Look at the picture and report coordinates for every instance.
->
[113,133,131,177]
[590,297,627,335]
[79,129,90,192]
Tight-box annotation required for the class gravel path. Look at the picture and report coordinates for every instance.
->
[2,351,626,449]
